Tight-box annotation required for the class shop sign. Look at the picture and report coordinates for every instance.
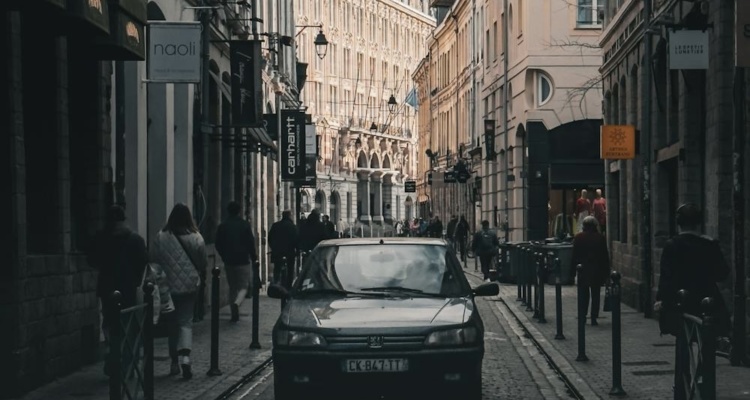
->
[737,0,750,67]
[669,29,708,70]
[600,125,636,160]
[229,40,263,125]
[280,111,306,182]
[405,181,416,193]
[69,0,110,34]
[303,124,317,187]
[148,22,201,83]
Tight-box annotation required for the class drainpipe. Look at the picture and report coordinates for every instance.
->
[641,0,653,318]
[731,45,747,364]
[502,0,509,243]
[471,0,477,232]
[452,13,459,218]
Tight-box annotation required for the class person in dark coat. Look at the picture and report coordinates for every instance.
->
[215,201,258,322]
[446,215,458,247]
[654,203,730,332]
[653,203,730,399]
[322,214,337,239]
[299,209,326,252]
[472,220,500,281]
[454,215,470,262]
[570,216,610,326]
[269,210,300,287]
[88,204,148,376]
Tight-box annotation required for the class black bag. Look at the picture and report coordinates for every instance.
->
[603,285,612,312]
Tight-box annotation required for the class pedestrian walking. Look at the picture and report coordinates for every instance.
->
[570,216,610,326]
[322,214,337,239]
[215,201,258,322]
[455,215,470,263]
[472,220,499,281]
[150,203,207,379]
[653,203,731,399]
[268,210,300,288]
[446,215,458,248]
[87,204,148,376]
[299,209,326,253]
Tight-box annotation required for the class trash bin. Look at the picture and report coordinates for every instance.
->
[542,242,574,285]
[497,242,514,283]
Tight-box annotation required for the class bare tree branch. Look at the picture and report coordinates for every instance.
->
[546,38,602,50]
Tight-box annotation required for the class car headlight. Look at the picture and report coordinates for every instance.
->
[274,329,327,347]
[424,327,479,347]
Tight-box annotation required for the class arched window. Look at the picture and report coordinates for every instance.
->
[537,72,553,106]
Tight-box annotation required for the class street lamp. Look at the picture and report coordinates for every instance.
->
[387,94,398,114]
[295,24,329,60]
[370,122,378,132]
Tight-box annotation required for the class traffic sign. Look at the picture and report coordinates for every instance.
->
[404,180,416,192]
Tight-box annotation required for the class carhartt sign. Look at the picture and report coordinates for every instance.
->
[148,22,202,83]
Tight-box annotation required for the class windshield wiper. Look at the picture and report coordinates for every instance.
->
[359,286,444,297]
[295,288,385,297]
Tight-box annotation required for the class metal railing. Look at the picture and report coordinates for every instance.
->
[674,290,716,400]
[109,285,154,400]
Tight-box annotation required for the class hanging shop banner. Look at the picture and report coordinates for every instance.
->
[669,29,708,70]
[737,0,750,67]
[148,22,201,82]
[600,125,636,159]
[281,111,306,182]
[483,119,496,160]
[230,40,263,125]
[303,124,318,186]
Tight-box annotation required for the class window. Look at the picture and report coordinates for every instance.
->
[537,73,553,106]
[577,0,602,26]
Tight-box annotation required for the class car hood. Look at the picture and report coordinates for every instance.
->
[284,296,473,329]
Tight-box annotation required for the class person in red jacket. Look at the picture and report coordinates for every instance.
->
[571,216,610,326]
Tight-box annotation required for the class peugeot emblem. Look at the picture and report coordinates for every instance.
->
[366,336,384,349]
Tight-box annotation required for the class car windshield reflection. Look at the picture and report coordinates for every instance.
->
[294,244,470,298]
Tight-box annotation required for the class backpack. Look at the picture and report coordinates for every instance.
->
[478,230,496,254]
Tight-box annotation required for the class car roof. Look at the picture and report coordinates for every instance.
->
[318,237,448,247]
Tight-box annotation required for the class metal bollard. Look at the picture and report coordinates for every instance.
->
[207,266,223,376]
[525,248,534,312]
[532,252,541,319]
[576,264,589,361]
[554,257,565,340]
[519,247,527,305]
[280,256,288,310]
[143,283,155,400]
[609,271,625,396]
[700,297,717,400]
[109,291,123,400]
[516,245,523,302]
[249,260,261,350]
[537,253,547,323]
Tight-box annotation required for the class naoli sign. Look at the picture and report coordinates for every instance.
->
[148,22,202,83]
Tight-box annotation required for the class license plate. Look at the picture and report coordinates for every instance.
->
[343,358,409,373]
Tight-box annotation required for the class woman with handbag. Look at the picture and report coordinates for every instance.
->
[150,203,207,379]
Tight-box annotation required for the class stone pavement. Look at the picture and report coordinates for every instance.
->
[464,267,750,399]
[18,292,281,400]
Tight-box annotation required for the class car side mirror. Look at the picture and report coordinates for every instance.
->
[473,282,499,297]
[267,283,290,299]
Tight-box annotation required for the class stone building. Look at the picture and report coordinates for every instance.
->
[0,0,296,395]
[600,0,749,355]
[292,0,434,233]
[416,0,603,240]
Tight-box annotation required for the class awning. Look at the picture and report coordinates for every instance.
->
[68,0,110,35]
[249,127,277,154]
[92,0,147,60]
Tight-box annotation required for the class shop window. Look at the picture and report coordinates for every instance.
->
[548,188,577,239]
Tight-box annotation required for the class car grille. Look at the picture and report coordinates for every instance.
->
[326,335,426,351]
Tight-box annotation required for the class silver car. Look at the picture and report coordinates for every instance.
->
[268,237,499,400]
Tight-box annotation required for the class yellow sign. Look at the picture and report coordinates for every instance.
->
[600,125,636,159]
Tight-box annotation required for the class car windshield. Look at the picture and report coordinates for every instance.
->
[294,243,471,297]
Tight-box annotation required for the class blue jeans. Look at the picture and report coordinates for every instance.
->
[169,293,197,360]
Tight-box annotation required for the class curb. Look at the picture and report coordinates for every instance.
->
[464,268,603,400]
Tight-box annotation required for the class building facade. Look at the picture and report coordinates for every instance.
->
[293,0,435,234]
[417,0,603,241]
[600,0,749,356]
